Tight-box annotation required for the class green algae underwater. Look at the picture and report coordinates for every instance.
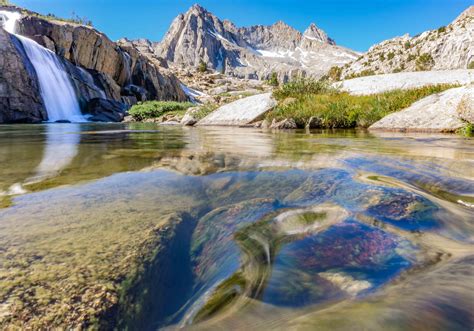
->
[0,123,473,330]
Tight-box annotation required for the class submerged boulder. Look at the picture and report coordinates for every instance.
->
[0,28,46,123]
[197,93,276,126]
[85,98,129,122]
[370,85,473,132]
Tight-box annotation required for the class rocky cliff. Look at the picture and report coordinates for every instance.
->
[0,28,46,123]
[341,6,474,78]
[16,13,188,103]
[0,6,187,123]
[149,4,359,82]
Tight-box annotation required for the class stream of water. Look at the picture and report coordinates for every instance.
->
[0,124,472,329]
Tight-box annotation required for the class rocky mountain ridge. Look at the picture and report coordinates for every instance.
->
[341,6,474,79]
[137,4,359,82]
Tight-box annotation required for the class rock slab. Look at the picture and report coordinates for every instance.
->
[370,85,473,132]
[337,70,474,95]
[197,93,276,126]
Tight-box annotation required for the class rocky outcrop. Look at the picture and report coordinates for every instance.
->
[337,70,474,95]
[85,98,129,122]
[0,28,46,123]
[152,4,359,82]
[197,93,276,126]
[341,6,473,78]
[16,14,187,102]
[369,85,473,132]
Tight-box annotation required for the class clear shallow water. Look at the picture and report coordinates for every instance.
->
[0,123,473,330]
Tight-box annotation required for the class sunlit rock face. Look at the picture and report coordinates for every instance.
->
[152,4,359,82]
[342,6,474,77]
[15,14,187,102]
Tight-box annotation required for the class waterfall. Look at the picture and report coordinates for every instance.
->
[1,10,87,123]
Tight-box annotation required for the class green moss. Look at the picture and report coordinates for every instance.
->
[267,83,457,129]
[128,101,193,121]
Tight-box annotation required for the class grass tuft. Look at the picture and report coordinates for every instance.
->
[267,82,457,129]
[128,101,193,121]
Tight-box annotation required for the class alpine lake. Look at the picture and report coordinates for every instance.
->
[0,123,473,330]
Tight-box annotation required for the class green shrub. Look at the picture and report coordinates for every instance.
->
[468,61,474,69]
[327,66,343,81]
[129,101,193,121]
[198,60,207,73]
[458,123,474,137]
[272,78,335,100]
[387,52,395,60]
[379,53,385,61]
[346,69,376,80]
[437,26,446,33]
[266,84,456,129]
[267,72,279,87]
[404,41,412,49]
[416,53,435,71]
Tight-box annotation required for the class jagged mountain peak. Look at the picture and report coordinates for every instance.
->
[303,22,335,45]
[154,4,358,81]
[189,3,207,14]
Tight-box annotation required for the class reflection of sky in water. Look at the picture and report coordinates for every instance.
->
[26,124,81,184]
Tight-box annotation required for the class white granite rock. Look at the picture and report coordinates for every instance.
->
[370,85,473,132]
[337,70,474,95]
[197,93,276,126]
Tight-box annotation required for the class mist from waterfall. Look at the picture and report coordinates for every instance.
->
[0,10,87,123]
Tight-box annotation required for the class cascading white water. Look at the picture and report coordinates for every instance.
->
[0,10,87,123]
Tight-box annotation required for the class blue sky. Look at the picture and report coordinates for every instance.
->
[13,0,473,51]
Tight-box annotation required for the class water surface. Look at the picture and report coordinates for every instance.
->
[0,124,473,329]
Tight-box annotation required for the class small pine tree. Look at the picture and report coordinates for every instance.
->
[268,72,279,86]
[198,60,207,73]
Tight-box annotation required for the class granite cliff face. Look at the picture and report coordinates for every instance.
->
[151,4,359,81]
[342,6,474,78]
[0,28,46,123]
[16,14,187,103]
[0,6,187,123]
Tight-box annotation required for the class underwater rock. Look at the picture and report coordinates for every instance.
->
[318,272,372,296]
